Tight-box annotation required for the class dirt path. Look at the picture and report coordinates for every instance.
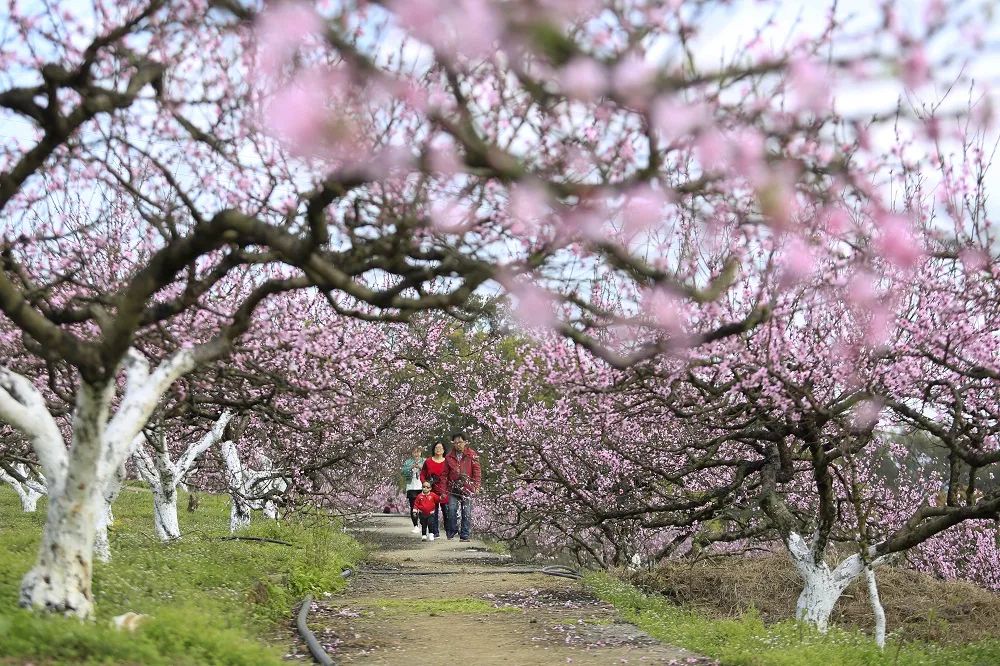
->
[290,514,713,665]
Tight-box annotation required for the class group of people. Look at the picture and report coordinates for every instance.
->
[399,433,481,542]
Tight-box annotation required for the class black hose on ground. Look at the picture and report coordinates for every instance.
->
[296,595,333,666]
[295,568,354,665]
[214,536,295,546]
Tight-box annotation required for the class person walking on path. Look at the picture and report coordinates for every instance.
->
[412,481,439,541]
[444,433,481,542]
[420,442,448,538]
[400,445,425,534]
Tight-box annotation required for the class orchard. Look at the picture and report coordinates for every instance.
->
[1,0,999,663]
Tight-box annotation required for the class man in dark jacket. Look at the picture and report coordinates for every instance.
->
[444,433,481,541]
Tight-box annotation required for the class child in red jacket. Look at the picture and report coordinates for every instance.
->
[411,481,439,541]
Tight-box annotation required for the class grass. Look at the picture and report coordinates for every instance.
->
[0,486,363,665]
[586,572,1000,666]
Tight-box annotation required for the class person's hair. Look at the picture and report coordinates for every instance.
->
[433,442,445,456]
[411,445,422,453]
[450,432,465,441]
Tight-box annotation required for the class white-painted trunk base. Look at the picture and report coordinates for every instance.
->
[152,490,181,541]
[19,488,41,512]
[263,501,278,520]
[865,566,887,648]
[230,501,251,533]
[93,504,113,563]
[794,571,843,632]
[786,532,866,633]
[20,489,100,618]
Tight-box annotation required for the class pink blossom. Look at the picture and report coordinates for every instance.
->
[823,206,852,235]
[789,58,831,112]
[263,74,330,156]
[902,47,930,89]
[621,184,667,235]
[508,182,550,235]
[846,270,878,307]
[507,279,557,330]
[959,247,989,272]
[852,399,884,431]
[651,97,705,141]
[613,53,656,102]
[428,143,463,175]
[641,288,689,346]
[866,305,893,346]
[695,129,728,170]
[560,58,608,101]
[779,236,816,285]
[256,2,324,77]
[876,213,923,269]
[430,199,472,232]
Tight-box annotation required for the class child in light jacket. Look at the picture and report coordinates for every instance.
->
[400,446,424,533]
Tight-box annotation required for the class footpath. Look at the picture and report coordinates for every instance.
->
[291,514,713,665]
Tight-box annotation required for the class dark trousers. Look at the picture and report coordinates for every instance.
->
[406,490,421,526]
[418,512,438,535]
[432,502,444,537]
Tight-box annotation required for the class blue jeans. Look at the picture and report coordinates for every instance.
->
[447,494,473,539]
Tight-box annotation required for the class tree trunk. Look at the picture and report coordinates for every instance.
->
[786,532,866,632]
[19,381,113,616]
[93,504,113,563]
[7,479,42,511]
[19,462,104,617]
[230,498,251,532]
[865,565,886,648]
[8,350,198,618]
[794,566,847,631]
[263,500,278,520]
[152,486,181,540]
[20,488,41,512]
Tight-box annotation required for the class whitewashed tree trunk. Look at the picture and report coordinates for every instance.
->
[865,565,886,648]
[785,531,880,632]
[0,463,45,512]
[152,487,181,540]
[262,500,278,520]
[221,439,251,532]
[220,439,285,532]
[134,411,231,541]
[0,349,198,618]
[93,459,134,563]
[21,381,112,616]
[230,496,252,532]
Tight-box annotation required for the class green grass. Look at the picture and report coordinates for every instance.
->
[0,486,363,665]
[586,573,1000,666]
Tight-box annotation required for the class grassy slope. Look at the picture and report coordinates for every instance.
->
[0,486,363,665]
[587,573,1000,666]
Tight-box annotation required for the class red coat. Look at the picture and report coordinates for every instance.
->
[420,457,449,501]
[445,447,481,496]
[413,491,439,516]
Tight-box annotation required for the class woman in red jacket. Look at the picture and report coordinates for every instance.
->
[420,442,448,538]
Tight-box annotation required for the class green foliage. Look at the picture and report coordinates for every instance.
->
[0,487,363,665]
[586,573,1000,666]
